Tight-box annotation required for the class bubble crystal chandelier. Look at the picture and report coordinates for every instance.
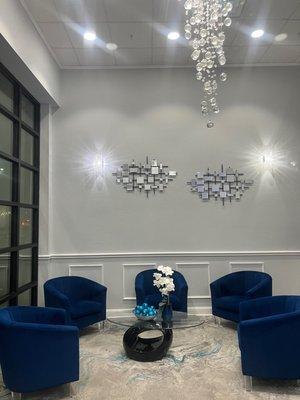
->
[182,0,233,127]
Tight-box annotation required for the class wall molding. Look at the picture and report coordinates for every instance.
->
[229,261,264,273]
[176,262,211,299]
[39,250,300,260]
[68,264,104,284]
[122,263,156,300]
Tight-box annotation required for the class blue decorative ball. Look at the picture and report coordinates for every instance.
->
[133,303,157,320]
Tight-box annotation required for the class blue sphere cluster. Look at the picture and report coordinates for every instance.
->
[133,303,157,318]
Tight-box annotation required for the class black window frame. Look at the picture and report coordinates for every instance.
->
[0,63,40,306]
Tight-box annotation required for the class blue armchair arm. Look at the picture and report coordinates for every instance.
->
[87,281,107,301]
[10,306,67,325]
[135,274,146,305]
[240,296,290,321]
[238,311,300,379]
[210,278,223,299]
[246,275,272,299]
[174,274,188,308]
[0,322,79,393]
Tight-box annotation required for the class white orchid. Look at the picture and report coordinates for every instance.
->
[157,265,174,277]
[153,265,175,297]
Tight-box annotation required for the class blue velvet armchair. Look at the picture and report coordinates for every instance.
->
[210,271,272,322]
[238,296,300,384]
[0,306,79,396]
[44,276,107,329]
[135,269,188,312]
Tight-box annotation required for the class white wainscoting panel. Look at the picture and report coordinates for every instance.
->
[68,264,104,284]
[229,261,264,273]
[123,263,156,300]
[176,262,211,299]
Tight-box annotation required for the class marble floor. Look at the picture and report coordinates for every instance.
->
[1,317,300,400]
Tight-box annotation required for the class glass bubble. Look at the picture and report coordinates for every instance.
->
[207,120,214,128]
[216,47,223,54]
[210,97,217,105]
[207,60,214,68]
[199,38,206,46]
[218,55,226,65]
[219,32,225,42]
[185,32,192,39]
[213,106,220,114]
[196,72,202,80]
[211,12,218,21]
[190,16,196,25]
[222,8,228,17]
[191,50,200,60]
[226,2,233,12]
[193,0,200,6]
[220,72,227,81]
[201,100,207,107]
[196,63,202,71]
[184,0,193,10]
[192,39,200,49]
[200,58,207,67]
[200,28,207,37]
[204,81,211,90]
[205,51,212,59]
[224,17,232,27]
[195,14,202,24]
[184,23,192,32]
[211,36,219,46]
[211,80,218,90]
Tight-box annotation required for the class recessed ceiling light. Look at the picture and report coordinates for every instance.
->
[275,33,288,42]
[251,29,264,39]
[290,161,297,167]
[168,31,180,40]
[84,31,96,41]
[106,43,118,51]
[0,168,4,172]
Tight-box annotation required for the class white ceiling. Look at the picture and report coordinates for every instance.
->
[20,0,300,69]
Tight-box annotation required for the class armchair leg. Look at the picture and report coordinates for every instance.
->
[66,383,75,397]
[244,375,253,391]
[97,321,105,331]
[11,393,22,400]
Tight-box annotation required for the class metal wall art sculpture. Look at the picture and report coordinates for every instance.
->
[187,165,254,205]
[113,157,177,197]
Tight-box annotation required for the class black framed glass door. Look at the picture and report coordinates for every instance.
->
[0,63,40,306]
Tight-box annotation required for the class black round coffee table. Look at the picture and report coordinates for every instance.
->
[108,312,204,362]
[123,320,173,362]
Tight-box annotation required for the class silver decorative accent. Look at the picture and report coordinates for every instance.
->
[113,157,177,197]
[187,165,254,205]
[181,0,233,125]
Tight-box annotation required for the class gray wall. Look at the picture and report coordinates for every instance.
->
[39,67,300,313]
[52,67,300,253]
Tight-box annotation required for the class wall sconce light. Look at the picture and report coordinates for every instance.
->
[261,151,275,169]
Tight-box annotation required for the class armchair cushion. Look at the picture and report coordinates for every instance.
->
[214,295,246,313]
[70,300,104,319]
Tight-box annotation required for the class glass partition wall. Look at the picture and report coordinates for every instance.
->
[0,64,40,306]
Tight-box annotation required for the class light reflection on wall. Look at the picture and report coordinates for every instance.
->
[78,144,118,190]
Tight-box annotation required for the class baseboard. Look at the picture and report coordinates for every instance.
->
[107,306,212,318]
